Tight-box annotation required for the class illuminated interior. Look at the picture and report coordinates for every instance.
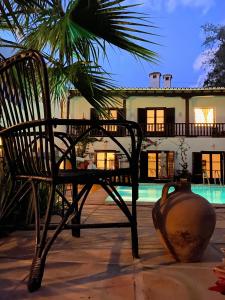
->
[148,153,157,177]
[147,152,174,178]
[202,153,221,178]
[102,109,117,132]
[194,108,214,125]
[202,154,210,178]
[147,109,164,131]
[96,152,115,170]
[212,154,221,178]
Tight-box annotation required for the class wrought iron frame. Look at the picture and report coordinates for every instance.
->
[0,50,142,292]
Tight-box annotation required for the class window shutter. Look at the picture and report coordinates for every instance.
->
[138,108,146,133]
[117,108,126,136]
[90,108,98,120]
[165,108,175,136]
[140,151,148,181]
[192,152,202,183]
[117,108,126,120]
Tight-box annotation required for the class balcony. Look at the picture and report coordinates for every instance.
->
[68,124,126,137]
[68,123,225,138]
[141,123,225,137]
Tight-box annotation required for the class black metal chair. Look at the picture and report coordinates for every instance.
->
[0,50,142,292]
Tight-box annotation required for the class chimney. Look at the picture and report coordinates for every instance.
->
[163,74,172,88]
[149,72,161,88]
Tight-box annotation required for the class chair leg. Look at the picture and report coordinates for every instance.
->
[27,182,93,291]
[71,183,80,237]
[101,181,139,258]
[27,183,55,292]
[70,183,92,238]
[27,255,46,292]
[131,185,139,259]
[71,213,81,237]
[131,222,139,258]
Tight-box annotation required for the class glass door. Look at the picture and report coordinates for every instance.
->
[202,153,222,181]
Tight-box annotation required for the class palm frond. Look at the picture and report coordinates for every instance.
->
[69,0,158,62]
[0,0,56,36]
[0,1,23,35]
[47,58,120,116]
[0,38,26,50]
[66,62,120,115]
[22,6,103,65]
[0,0,159,113]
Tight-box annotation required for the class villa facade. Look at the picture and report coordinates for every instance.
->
[65,74,225,184]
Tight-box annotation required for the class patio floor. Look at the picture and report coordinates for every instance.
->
[1,186,225,299]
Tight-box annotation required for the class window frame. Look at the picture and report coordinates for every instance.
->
[95,150,117,170]
[146,150,175,179]
[194,107,216,125]
[201,151,222,180]
[146,107,166,132]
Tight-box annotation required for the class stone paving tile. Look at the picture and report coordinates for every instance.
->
[215,214,225,220]
[1,187,225,299]
[216,220,225,228]
[0,259,136,300]
[48,248,135,265]
[210,228,225,243]
[0,234,34,259]
[140,267,225,300]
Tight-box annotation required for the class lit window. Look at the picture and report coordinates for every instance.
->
[102,109,117,132]
[212,154,221,179]
[147,151,174,178]
[147,109,164,132]
[194,108,215,125]
[148,153,156,177]
[202,153,221,179]
[96,152,115,170]
[202,154,210,178]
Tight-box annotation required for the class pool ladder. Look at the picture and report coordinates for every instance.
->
[203,171,210,185]
[213,170,222,185]
[203,170,222,185]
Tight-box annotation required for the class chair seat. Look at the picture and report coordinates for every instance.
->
[57,168,131,184]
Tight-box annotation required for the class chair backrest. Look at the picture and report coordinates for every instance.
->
[0,50,55,178]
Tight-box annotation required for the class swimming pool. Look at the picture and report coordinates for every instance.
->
[107,184,225,204]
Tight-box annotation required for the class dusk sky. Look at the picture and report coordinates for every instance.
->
[102,0,225,88]
[1,1,225,89]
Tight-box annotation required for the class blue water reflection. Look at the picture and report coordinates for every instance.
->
[107,184,225,204]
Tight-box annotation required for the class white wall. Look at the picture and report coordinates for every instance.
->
[94,136,225,173]
[69,96,123,119]
[126,96,185,122]
[67,93,225,175]
[189,96,225,123]
[69,96,92,119]
[69,94,225,123]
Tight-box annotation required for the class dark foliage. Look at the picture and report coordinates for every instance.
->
[202,24,225,87]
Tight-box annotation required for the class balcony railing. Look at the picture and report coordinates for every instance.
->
[142,123,225,137]
[68,123,225,137]
[68,124,127,137]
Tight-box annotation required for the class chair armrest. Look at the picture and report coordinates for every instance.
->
[0,119,143,179]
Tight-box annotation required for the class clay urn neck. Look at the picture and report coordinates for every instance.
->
[178,178,191,192]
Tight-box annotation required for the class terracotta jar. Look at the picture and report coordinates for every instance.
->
[152,179,216,262]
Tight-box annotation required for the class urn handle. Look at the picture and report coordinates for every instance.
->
[161,182,178,205]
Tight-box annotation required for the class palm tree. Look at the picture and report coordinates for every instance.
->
[0,0,158,114]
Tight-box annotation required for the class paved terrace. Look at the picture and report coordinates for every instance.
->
[1,185,225,300]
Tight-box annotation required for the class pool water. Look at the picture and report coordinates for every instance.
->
[107,184,225,204]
